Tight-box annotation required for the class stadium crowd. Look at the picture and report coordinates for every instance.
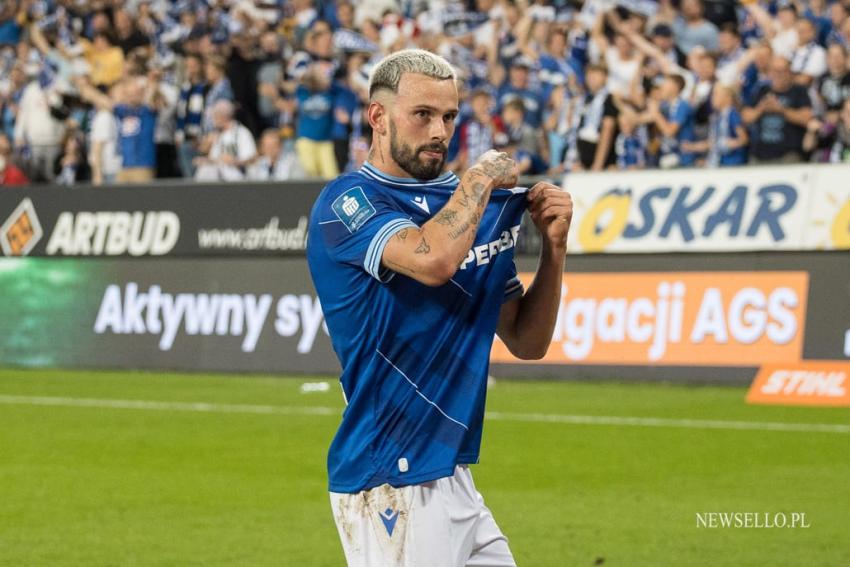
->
[2,0,850,187]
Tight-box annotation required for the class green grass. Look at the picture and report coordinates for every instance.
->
[0,369,848,566]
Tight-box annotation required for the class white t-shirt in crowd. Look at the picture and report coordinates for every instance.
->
[772,27,799,59]
[791,42,827,79]
[89,109,122,176]
[197,121,257,181]
[604,48,641,97]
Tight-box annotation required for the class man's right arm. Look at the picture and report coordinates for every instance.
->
[381,150,518,287]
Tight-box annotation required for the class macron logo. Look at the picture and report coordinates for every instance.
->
[411,196,430,214]
[379,508,399,536]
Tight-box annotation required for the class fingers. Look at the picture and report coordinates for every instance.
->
[527,183,572,214]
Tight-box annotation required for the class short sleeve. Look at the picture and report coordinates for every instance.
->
[503,261,524,303]
[318,184,418,283]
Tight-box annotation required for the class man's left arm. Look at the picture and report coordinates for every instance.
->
[497,182,572,360]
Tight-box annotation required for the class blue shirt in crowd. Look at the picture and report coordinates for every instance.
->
[661,97,696,167]
[114,104,157,169]
[296,84,335,141]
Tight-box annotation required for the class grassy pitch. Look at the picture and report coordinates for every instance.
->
[0,368,848,566]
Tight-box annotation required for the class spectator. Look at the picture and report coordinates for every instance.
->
[648,23,687,73]
[0,132,28,186]
[538,27,576,100]
[499,99,538,160]
[194,99,256,181]
[79,31,125,88]
[571,64,618,171]
[246,129,304,181]
[673,0,720,54]
[226,32,262,137]
[816,44,850,126]
[685,84,748,167]
[289,19,336,82]
[175,53,208,178]
[0,2,23,47]
[456,89,505,173]
[746,2,799,60]
[203,55,234,133]
[53,131,91,185]
[13,72,65,182]
[75,75,160,183]
[153,66,180,179]
[688,49,717,140]
[716,23,745,86]
[496,56,545,128]
[88,85,121,186]
[740,41,774,106]
[644,73,697,168]
[331,58,360,173]
[743,56,813,164]
[806,0,833,46]
[1,62,26,141]
[615,112,649,170]
[827,2,849,47]
[294,61,338,179]
[791,18,827,87]
[591,11,641,101]
[256,31,286,129]
[113,9,152,56]
[822,99,850,162]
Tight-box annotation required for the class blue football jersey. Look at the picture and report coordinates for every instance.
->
[307,162,528,493]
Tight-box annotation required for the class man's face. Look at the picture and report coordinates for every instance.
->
[310,23,333,56]
[769,58,793,90]
[470,93,492,121]
[682,0,701,20]
[509,65,529,88]
[186,56,201,78]
[654,34,673,52]
[126,80,145,106]
[385,73,458,180]
[797,20,816,44]
[718,31,738,54]
[827,45,847,74]
[260,134,281,158]
[586,69,606,93]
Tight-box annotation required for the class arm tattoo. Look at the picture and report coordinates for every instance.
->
[414,237,431,254]
[433,208,459,226]
[479,155,514,182]
[395,228,409,241]
[448,212,480,240]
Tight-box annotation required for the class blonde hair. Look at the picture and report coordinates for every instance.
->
[368,49,456,99]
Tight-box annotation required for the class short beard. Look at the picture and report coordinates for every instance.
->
[389,120,447,180]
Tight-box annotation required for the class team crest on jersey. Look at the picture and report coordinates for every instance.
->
[332,186,376,232]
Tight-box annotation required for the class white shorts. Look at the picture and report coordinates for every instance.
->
[330,465,516,567]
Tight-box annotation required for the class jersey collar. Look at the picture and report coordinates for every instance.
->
[360,161,459,187]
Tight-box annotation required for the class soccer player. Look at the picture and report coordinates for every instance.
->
[306,49,572,567]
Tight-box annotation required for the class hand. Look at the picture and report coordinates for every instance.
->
[471,149,519,188]
[527,182,573,250]
[762,95,780,113]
